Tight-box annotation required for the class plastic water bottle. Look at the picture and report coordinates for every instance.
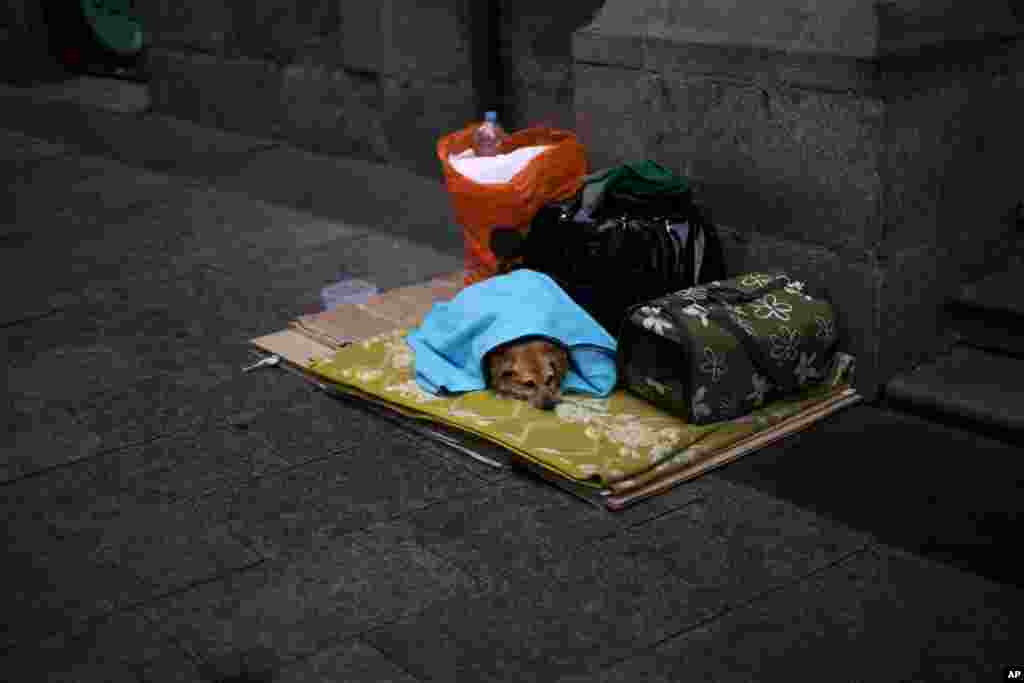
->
[472,111,507,157]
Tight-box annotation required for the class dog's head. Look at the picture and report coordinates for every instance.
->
[486,338,569,410]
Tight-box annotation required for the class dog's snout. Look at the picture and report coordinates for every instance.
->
[532,392,560,411]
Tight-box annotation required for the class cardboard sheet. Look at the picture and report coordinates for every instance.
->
[252,272,463,366]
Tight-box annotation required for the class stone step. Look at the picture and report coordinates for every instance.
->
[884,345,1024,445]
[946,268,1024,357]
[24,75,151,114]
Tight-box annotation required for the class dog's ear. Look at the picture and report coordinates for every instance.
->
[486,347,512,380]
[544,342,569,376]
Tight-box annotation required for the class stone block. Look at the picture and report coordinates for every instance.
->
[715,225,883,398]
[497,0,604,128]
[577,0,1021,62]
[715,226,957,397]
[501,55,574,129]
[875,244,955,384]
[277,62,389,161]
[226,0,342,65]
[579,63,886,253]
[377,74,477,177]
[339,0,471,80]
[147,49,282,139]
[389,0,472,80]
[274,59,473,178]
[139,0,233,54]
[573,63,661,171]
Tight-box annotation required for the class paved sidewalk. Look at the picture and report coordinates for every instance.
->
[2,91,1022,682]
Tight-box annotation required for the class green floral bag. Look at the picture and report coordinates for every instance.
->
[618,272,840,424]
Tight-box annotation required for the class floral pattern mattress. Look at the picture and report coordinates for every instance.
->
[305,328,858,490]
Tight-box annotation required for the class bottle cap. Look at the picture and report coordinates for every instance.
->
[485,111,497,122]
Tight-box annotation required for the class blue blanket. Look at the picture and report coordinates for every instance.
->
[407,270,618,397]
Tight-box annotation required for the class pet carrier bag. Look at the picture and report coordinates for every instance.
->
[617,272,839,425]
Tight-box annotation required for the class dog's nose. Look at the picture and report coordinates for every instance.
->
[537,394,559,410]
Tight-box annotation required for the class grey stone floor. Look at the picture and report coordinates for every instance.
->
[2,92,1022,682]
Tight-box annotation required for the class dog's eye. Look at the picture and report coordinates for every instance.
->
[500,369,516,379]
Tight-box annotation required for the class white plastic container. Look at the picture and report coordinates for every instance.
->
[320,278,378,310]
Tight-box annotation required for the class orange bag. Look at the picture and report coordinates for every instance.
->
[438,124,588,286]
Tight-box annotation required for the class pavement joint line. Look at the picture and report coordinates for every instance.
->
[244,141,284,154]
[0,428,198,488]
[128,556,270,610]
[0,308,64,329]
[580,543,875,679]
[247,634,371,682]
[362,636,430,683]
[636,543,872,662]
[0,552,262,657]
[622,497,707,531]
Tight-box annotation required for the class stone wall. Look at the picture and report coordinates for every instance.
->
[0,0,58,85]
[494,0,604,131]
[573,0,1024,398]
[6,1,600,174]
[131,1,604,177]
[134,1,480,178]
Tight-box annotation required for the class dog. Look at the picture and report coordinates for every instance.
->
[485,337,570,410]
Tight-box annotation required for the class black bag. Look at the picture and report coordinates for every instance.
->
[517,166,725,338]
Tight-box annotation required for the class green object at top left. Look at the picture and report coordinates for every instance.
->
[79,0,144,56]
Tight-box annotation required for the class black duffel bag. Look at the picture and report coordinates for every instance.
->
[514,161,725,337]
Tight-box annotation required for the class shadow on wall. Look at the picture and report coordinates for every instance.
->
[496,0,605,133]
[874,0,1024,278]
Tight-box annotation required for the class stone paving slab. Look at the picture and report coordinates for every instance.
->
[886,344,1024,441]
[0,127,69,167]
[5,154,141,227]
[376,477,626,595]
[2,157,207,325]
[5,335,264,409]
[3,458,263,649]
[4,424,287,509]
[4,258,318,400]
[273,638,420,683]
[2,392,102,482]
[226,382,500,476]
[715,404,1024,587]
[206,428,488,561]
[7,155,198,230]
[2,89,462,254]
[0,87,277,179]
[363,479,869,683]
[207,230,464,315]
[139,528,480,677]
[67,364,326,456]
[556,545,1024,683]
[198,145,463,256]
[0,607,187,683]
[1,526,152,651]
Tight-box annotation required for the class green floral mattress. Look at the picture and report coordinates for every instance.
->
[306,329,854,488]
